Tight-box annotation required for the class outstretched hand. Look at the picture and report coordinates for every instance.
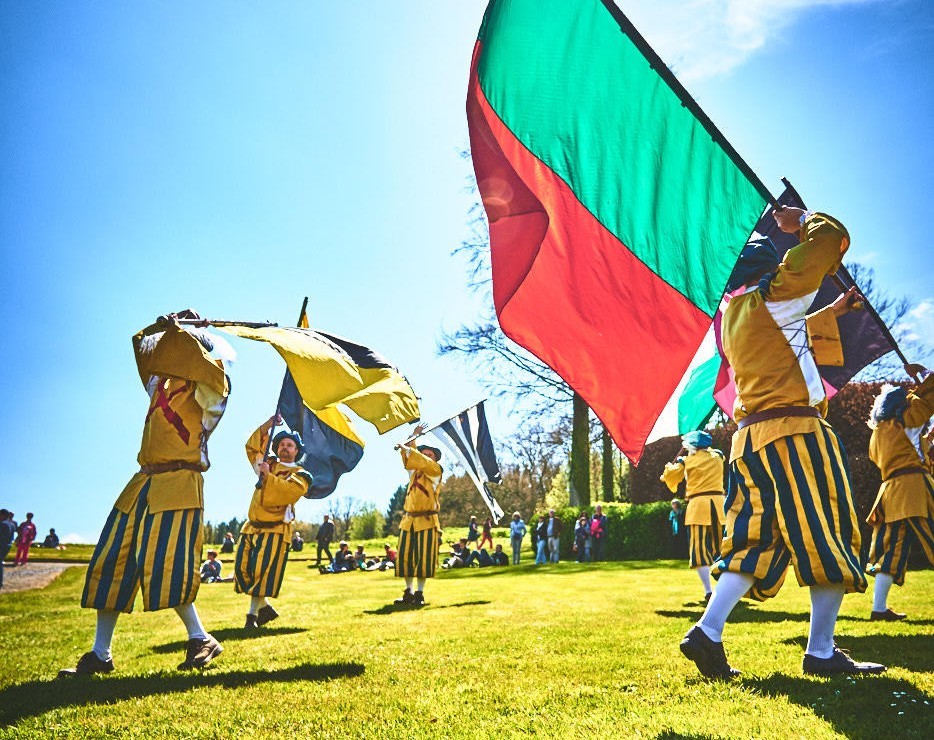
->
[773,206,806,234]
[830,286,864,317]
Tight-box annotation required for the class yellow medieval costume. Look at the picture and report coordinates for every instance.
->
[866,375,934,586]
[234,423,312,599]
[395,446,443,581]
[662,447,726,569]
[83,321,229,613]
[717,213,866,601]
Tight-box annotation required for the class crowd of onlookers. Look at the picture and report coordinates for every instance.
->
[0,509,68,590]
[196,506,612,587]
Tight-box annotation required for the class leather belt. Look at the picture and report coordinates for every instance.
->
[248,520,284,529]
[140,461,204,474]
[404,510,440,518]
[884,466,928,482]
[736,406,819,430]
[687,490,722,498]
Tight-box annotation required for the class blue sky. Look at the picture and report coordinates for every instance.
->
[1,1,931,543]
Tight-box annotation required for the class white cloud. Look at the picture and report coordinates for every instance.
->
[899,298,934,353]
[61,532,91,545]
[618,0,881,81]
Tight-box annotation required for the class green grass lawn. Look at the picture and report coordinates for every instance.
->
[0,560,931,739]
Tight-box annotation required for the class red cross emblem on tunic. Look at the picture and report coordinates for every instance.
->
[145,381,192,444]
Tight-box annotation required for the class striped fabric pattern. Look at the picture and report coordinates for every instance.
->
[395,528,439,579]
[867,476,934,585]
[688,498,723,568]
[82,478,203,613]
[234,532,290,598]
[432,402,504,524]
[716,425,867,599]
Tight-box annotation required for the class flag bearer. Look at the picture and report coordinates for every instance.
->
[865,371,934,621]
[661,431,726,602]
[679,209,885,679]
[234,416,312,628]
[61,311,230,676]
[393,423,443,607]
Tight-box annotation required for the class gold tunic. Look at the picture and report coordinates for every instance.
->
[661,449,726,527]
[240,423,313,536]
[722,213,849,462]
[398,447,443,533]
[867,375,934,524]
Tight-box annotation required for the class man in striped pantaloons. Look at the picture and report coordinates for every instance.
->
[679,209,885,679]
[235,417,312,628]
[661,430,726,603]
[61,311,230,676]
[393,423,442,607]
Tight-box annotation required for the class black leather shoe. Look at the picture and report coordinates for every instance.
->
[394,588,415,606]
[177,636,223,670]
[413,590,427,607]
[58,651,115,677]
[244,613,258,628]
[803,647,886,676]
[870,607,907,622]
[679,626,740,679]
[256,604,279,626]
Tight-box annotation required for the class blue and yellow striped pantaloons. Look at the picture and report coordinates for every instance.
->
[716,426,866,600]
[689,522,720,568]
[867,476,934,586]
[234,531,290,598]
[82,478,203,613]
[395,528,439,579]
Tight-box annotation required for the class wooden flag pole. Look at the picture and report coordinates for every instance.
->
[174,319,278,328]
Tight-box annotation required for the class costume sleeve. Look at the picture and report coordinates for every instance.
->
[132,320,228,397]
[246,423,271,471]
[660,459,686,493]
[766,213,850,302]
[904,374,934,428]
[196,379,229,434]
[400,446,443,476]
[261,469,313,508]
[806,304,844,367]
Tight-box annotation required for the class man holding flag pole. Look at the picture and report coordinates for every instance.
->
[392,423,443,608]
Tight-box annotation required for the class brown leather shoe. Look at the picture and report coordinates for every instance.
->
[679,626,740,680]
[177,635,223,670]
[58,651,115,677]
[870,607,907,622]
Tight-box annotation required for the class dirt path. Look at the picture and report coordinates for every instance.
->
[1,562,82,593]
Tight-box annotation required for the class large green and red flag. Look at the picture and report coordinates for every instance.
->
[467,0,769,462]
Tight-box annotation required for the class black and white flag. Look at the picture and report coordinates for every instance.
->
[428,402,504,524]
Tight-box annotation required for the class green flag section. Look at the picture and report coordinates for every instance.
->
[467,0,767,462]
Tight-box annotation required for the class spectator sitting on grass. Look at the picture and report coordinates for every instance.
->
[200,551,223,583]
[41,528,64,550]
[319,541,355,574]
[353,545,367,570]
[220,532,235,554]
[490,543,508,566]
[442,539,471,569]
[366,544,397,571]
[291,531,304,552]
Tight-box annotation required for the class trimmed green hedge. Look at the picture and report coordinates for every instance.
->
[543,502,684,561]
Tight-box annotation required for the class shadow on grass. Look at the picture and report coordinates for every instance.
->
[656,607,809,624]
[741,673,933,740]
[0,662,365,727]
[362,600,491,616]
[780,633,934,673]
[150,626,308,653]
[655,732,721,740]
